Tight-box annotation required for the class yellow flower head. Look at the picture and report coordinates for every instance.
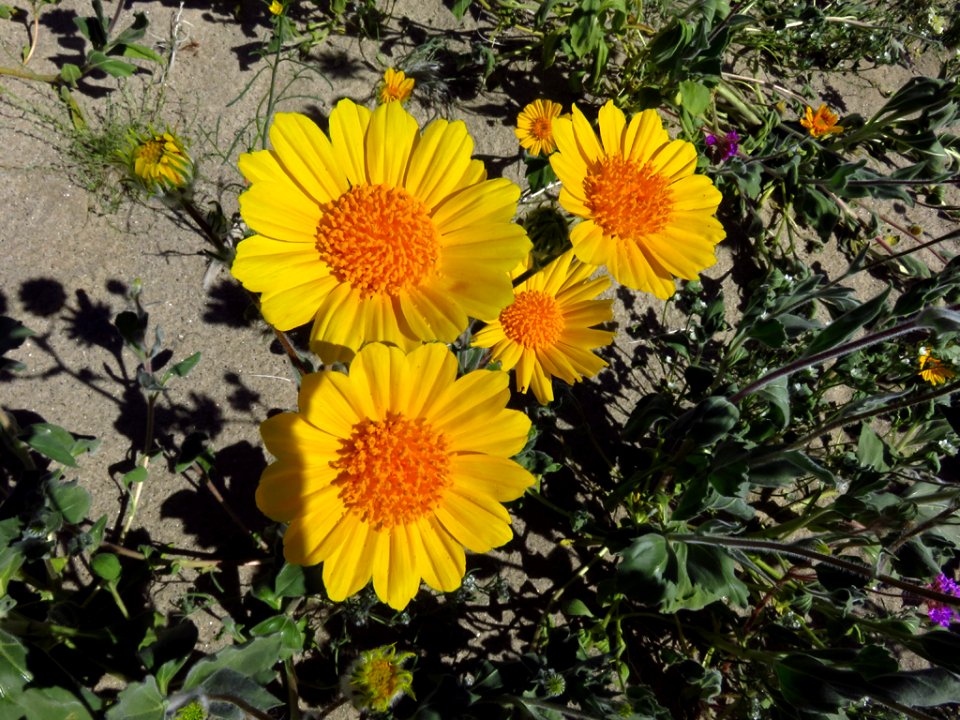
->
[231,100,530,361]
[800,104,843,138]
[515,99,563,156]
[472,250,614,404]
[122,128,193,194]
[256,342,535,610]
[344,645,416,712]
[267,0,283,15]
[378,67,415,104]
[549,100,725,299]
[918,347,955,386]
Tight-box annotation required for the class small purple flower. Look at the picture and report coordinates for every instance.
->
[926,573,960,627]
[705,130,740,161]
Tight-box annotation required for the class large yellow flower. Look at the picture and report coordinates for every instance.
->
[256,342,535,610]
[231,100,530,360]
[472,251,614,404]
[550,101,725,299]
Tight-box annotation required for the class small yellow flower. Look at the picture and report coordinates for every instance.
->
[918,348,955,386]
[515,99,563,156]
[378,67,414,104]
[800,104,844,138]
[267,0,283,15]
[472,250,615,404]
[122,128,193,194]
[343,646,416,712]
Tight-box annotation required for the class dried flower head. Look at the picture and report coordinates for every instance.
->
[343,645,416,712]
[800,104,843,138]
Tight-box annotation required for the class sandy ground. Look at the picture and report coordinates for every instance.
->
[1,0,958,714]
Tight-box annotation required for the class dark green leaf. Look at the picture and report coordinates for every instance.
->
[757,375,790,429]
[105,676,164,720]
[249,615,305,657]
[564,599,594,617]
[0,628,32,698]
[202,667,282,718]
[25,423,78,467]
[748,450,833,486]
[87,51,137,77]
[168,352,201,379]
[123,466,148,487]
[12,687,95,720]
[667,396,740,449]
[182,635,284,690]
[856,423,888,471]
[449,0,472,20]
[47,480,91,524]
[800,286,890,358]
[92,553,122,581]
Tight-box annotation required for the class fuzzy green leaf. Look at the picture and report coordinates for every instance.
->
[0,628,32,698]
[800,285,890,358]
[105,676,164,720]
[47,480,91,524]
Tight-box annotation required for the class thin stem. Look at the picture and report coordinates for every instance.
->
[670,534,960,608]
[23,10,41,65]
[261,25,285,149]
[107,0,126,36]
[784,379,960,453]
[729,316,926,404]
[0,64,59,82]
[119,391,158,542]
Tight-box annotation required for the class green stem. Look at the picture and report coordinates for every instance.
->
[0,64,59,83]
[261,25,285,149]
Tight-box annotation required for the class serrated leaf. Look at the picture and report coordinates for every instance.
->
[0,628,32,698]
[105,676,164,720]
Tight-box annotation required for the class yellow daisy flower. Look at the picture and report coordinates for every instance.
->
[918,347,955,386]
[122,128,193,194]
[378,67,415,104]
[800,104,843,138]
[231,100,530,361]
[256,342,535,610]
[515,99,563,156]
[472,250,614,404]
[549,101,725,299]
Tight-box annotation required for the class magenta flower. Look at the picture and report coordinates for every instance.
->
[927,573,960,627]
[705,130,740,161]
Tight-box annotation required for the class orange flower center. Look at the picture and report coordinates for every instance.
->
[584,155,674,241]
[316,184,440,299]
[531,117,552,140]
[332,413,451,530]
[499,290,564,349]
[364,659,401,700]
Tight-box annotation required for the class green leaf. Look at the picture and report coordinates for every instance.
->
[168,352,201,379]
[59,62,82,85]
[12,687,95,720]
[87,50,137,77]
[775,655,863,713]
[0,628,32,698]
[109,12,149,47]
[564,599,594,617]
[182,635,284,691]
[668,396,740,449]
[202,667,282,718]
[917,306,960,334]
[105,676,165,720]
[121,43,164,63]
[617,534,671,605]
[0,546,25,595]
[756,375,790,429]
[800,285,890,358]
[873,668,960,707]
[856,423,889,471]
[748,450,834,486]
[92,553,122,581]
[47,480,91,524]
[679,80,711,116]
[123,466,148,487]
[25,423,78,467]
[449,0,472,20]
[249,616,304,658]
